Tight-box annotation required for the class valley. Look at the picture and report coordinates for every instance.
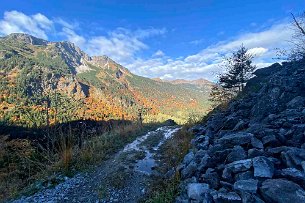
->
[0,33,212,127]
[1,2,305,202]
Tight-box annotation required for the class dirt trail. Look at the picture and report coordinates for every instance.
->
[13,126,180,203]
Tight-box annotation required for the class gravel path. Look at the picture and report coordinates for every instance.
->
[12,126,180,203]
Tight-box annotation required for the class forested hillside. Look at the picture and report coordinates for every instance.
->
[0,33,212,128]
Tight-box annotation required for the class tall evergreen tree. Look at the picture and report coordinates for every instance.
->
[209,45,256,108]
[219,45,256,92]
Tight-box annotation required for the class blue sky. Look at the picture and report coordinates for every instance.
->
[0,0,304,80]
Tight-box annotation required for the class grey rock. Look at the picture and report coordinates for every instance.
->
[212,191,242,203]
[176,164,185,172]
[165,168,175,178]
[183,151,194,166]
[253,156,274,178]
[208,113,226,132]
[213,149,232,163]
[197,136,210,150]
[287,96,305,109]
[260,179,305,203]
[187,183,209,200]
[226,159,252,173]
[198,154,211,172]
[220,181,234,190]
[302,161,305,172]
[248,149,265,159]
[246,124,265,137]
[195,149,207,163]
[227,146,247,163]
[267,157,281,166]
[277,168,305,181]
[233,120,248,131]
[241,192,265,203]
[267,146,290,155]
[222,167,233,181]
[189,124,206,134]
[202,168,219,189]
[175,197,189,203]
[261,134,279,146]
[234,179,258,193]
[223,116,240,130]
[235,171,254,181]
[217,132,254,148]
[251,137,263,149]
[281,148,305,168]
[181,161,197,179]
[202,193,214,203]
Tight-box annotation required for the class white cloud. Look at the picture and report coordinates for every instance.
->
[69,27,166,64]
[126,21,293,81]
[32,13,53,31]
[84,28,150,63]
[160,74,173,80]
[247,47,268,57]
[0,10,53,39]
[61,27,86,47]
[0,10,166,66]
[55,18,79,30]
[0,10,294,81]
[153,50,165,57]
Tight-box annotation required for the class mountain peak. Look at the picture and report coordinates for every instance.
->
[4,33,49,46]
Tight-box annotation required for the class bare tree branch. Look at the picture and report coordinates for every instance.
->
[291,13,305,36]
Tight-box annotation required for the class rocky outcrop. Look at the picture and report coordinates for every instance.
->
[176,59,305,202]
[5,33,48,45]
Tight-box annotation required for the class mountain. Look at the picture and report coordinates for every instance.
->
[168,78,213,86]
[153,78,214,89]
[0,33,212,126]
[177,60,305,202]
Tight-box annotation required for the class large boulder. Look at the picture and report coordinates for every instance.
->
[276,168,305,181]
[233,179,258,193]
[182,151,194,166]
[281,148,305,168]
[223,116,240,130]
[226,159,252,173]
[202,168,220,189]
[216,132,253,148]
[253,156,274,178]
[187,183,210,201]
[260,179,305,203]
[227,146,247,163]
[251,137,264,149]
[181,161,197,179]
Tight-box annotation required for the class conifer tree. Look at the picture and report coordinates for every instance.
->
[209,45,256,108]
[219,45,256,92]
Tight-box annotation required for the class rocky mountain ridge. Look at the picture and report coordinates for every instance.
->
[176,59,305,202]
[0,33,212,125]
[153,78,214,88]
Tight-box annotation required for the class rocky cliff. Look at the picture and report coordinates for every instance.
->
[177,59,305,202]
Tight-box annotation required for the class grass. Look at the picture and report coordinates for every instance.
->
[143,126,194,203]
[145,174,181,203]
[140,131,164,150]
[0,121,166,201]
[97,185,108,199]
[106,166,130,189]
